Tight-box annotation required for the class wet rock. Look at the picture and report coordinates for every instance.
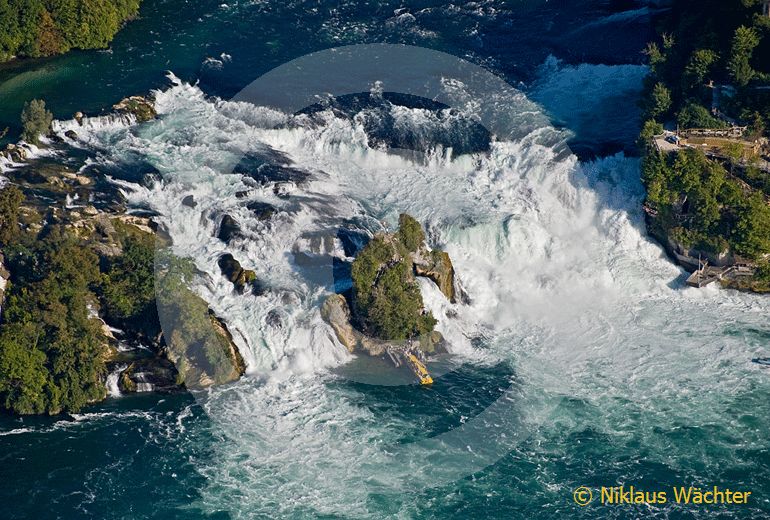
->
[64,130,78,141]
[412,247,456,303]
[217,253,262,294]
[246,201,276,221]
[217,214,243,243]
[181,195,197,208]
[233,151,311,185]
[3,143,29,163]
[265,309,283,329]
[118,357,180,394]
[113,95,157,123]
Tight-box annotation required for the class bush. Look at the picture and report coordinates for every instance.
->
[397,213,425,253]
[20,99,53,144]
[676,102,726,129]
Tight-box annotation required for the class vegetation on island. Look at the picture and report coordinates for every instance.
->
[0,189,160,414]
[0,0,142,62]
[639,0,770,283]
[351,214,437,342]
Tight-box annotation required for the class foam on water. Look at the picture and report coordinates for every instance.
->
[52,66,770,517]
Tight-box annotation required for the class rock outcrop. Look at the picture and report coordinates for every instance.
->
[321,293,447,355]
[218,253,264,295]
[321,294,386,356]
[322,214,456,357]
[412,247,456,302]
[217,214,243,243]
[118,357,180,394]
[113,96,157,123]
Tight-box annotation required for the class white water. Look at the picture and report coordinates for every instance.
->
[51,61,770,518]
[106,365,127,398]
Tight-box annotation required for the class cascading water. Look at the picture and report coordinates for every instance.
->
[45,59,770,518]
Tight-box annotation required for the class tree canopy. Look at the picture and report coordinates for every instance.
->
[351,217,437,342]
[0,0,141,61]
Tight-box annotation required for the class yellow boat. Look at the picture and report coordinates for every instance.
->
[406,353,433,385]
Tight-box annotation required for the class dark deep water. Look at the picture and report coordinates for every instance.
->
[3,1,770,519]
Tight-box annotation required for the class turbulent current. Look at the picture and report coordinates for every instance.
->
[2,2,770,519]
[41,60,770,518]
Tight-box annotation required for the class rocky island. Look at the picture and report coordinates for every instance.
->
[322,214,458,381]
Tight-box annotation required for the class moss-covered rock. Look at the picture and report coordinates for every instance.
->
[156,254,246,389]
[217,253,263,295]
[113,96,157,123]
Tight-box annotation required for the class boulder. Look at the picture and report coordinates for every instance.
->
[61,171,92,185]
[155,255,249,389]
[246,201,276,221]
[217,214,243,243]
[217,253,263,295]
[181,195,197,208]
[64,130,78,141]
[113,96,157,123]
[321,294,358,353]
[4,143,28,163]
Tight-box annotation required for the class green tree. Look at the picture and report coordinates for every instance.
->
[643,42,666,76]
[638,119,664,151]
[676,102,726,129]
[0,227,107,414]
[100,233,156,329]
[0,0,141,62]
[728,26,761,87]
[683,49,719,91]
[0,322,49,415]
[722,141,745,173]
[20,99,53,144]
[732,192,770,258]
[645,83,673,120]
[0,185,23,246]
[351,217,437,341]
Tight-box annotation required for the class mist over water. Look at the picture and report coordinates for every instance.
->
[2,2,770,519]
